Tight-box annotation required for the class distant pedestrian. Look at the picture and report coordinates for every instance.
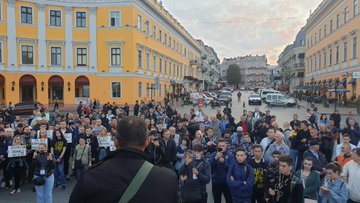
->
[54,97,59,111]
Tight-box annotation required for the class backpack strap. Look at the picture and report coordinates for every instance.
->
[118,161,153,203]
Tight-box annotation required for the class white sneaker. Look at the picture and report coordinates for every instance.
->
[16,189,21,193]
[1,182,5,187]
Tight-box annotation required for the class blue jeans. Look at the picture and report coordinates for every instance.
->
[35,174,54,203]
[290,149,299,170]
[54,160,66,186]
[232,197,251,203]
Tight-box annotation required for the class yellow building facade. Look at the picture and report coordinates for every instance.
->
[0,0,202,106]
[304,0,360,99]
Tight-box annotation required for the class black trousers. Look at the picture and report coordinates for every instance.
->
[252,190,266,203]
[212,182,232,203]
[63,146,71,176]
[0,159,11,185]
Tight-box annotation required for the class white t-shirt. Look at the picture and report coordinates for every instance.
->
[341,160,360,202]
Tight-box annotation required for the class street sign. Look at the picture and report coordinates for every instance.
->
[353,72,360,79]
[155,77,160,90]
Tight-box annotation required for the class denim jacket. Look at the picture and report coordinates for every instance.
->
[319,177,349,203]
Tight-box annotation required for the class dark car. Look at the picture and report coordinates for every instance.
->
[13,102,45,115]
[218,94,232,105]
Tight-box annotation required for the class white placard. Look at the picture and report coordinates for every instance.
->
[8,145,27,158]
[353,72,360,79]
[64,133,72,144]
[31,139,48,150]
[98,136,112,148]
[109,141,116,151]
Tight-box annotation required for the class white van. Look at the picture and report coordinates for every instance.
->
[260,89,280,100]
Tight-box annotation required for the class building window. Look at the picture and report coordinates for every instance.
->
[169,62,172,75]
[336,14,340,28]
[110,11,120,27]
[165,60,167,74]
[318,53,321,69]
[138,82,143,98]
[355,0,359,16]
[50,10,61,26]
[169,37,172,47]
[76,12,86,27]
[344,41,348,61]
[50,47,61,66]
[323,51,326,68]
[353,37,358,59]
[344,7,349,23]
[137,15,142,31]
[21,45,33,64]
[146,83,150,97]
[159,30,162,42]
[324,24,327,37]
[336,45,339,64]
[145,21,149,35]
[77,48,87,66]
[164,33,167,45]
[21,6,32,24]
[319,29,321,40]
[329,48,333,65]
[146,53,150,70]
[138,50,142,68]
[153,55,156,71]
[111,82,121,98]
[111,48,121,66]
[330,19,333,32]
[159,58,162,73]
[152,26,156,40]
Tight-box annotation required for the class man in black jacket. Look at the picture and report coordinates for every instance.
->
[160,129,177,170]
[69,116,179,203]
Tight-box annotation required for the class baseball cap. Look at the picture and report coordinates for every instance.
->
[236,127,243,132]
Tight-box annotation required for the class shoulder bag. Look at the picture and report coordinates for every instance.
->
[118,161,153,203]
[74,146,86,170]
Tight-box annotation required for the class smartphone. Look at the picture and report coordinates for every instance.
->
[218,147,222,152]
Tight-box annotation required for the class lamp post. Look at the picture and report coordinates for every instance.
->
[334,79,339,111]
[201,66,207,91]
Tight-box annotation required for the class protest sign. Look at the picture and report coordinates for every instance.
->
[31,139,48,150]
[8,145,27,158]
[64,133,72,143]
[98,136,112,148]
[109,141,116,151]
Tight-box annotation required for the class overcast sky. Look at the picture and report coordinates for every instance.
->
[161,0,322,64]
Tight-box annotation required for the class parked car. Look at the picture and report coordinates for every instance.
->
[248,94,262,105]
[265,93,283,104]
[267,95,297,107]
[12,102,45,115]
[260,89,280,100]
[218,94,232,105]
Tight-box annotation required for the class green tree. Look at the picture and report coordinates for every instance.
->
[226,64,241,87]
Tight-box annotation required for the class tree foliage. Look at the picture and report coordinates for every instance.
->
[226,64,241,86]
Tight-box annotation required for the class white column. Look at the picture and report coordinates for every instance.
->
[65,7,73,70]
[37,4,46,71]
[89,7,97,71]
[6,0,17,68]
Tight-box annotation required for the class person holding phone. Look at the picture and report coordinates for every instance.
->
[33,143,55,203]
[319,162,349,203]
[210,138,232,203]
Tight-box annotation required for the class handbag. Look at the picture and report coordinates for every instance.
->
[33,176,46,186]
[74,146,86,169]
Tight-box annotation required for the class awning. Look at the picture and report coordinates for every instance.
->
[348,78,357,85]
[297,72,304,77]
[48,76,64,85]
[75,76,89,85]
[20,75,36,84]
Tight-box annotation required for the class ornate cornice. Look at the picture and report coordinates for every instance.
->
[37,4,46,12]
[89,7,97,15]
[47,40,65,46]
[107,41,125,47]
[65,7,73,14]
[6,0,16,7]
[16,37,38,44]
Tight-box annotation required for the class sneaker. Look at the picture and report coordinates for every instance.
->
[16,189,21,193]
[1,182,5,188]
[10,190,17,195]
[5,184,11,189]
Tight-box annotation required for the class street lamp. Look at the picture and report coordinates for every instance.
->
[201,66,207,91]
[334,79,339,111]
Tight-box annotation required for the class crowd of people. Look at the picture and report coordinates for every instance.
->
[0,92,360,203]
